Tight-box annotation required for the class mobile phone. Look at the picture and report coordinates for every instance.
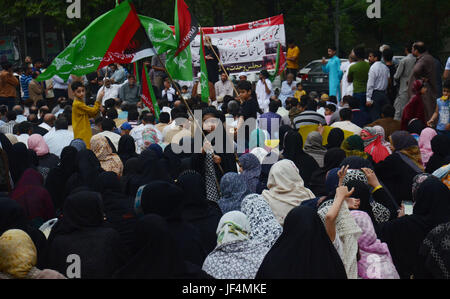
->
[403,201,413,215]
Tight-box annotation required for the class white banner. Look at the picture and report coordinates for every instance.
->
[189,15,286,76]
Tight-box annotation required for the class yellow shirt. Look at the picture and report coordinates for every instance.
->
[287,46,300,69]
[294,90,306,100]
[72,99,100,149]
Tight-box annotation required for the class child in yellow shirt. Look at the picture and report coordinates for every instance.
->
[294,83,306,100]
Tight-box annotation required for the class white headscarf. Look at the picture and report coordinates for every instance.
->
[202,211,269,279]
[262,159,315,225]
[317,199,362,279]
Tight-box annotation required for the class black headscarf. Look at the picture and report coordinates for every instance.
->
[113,214,187,279]
[140,181,207,266]
[176,170,222,254]
[407,119,426,135]
[95,171,137,253]
[162,144,183,180]
[279,125,293,151]
[118,135,137,164]
[343,179,377,225]
[283,131,320,188]
[255,206,347,279]
[48,190,105,243]
[378,177,450,278]
[425,134,450,174]
[340,156,374,170]
[65,150,104,194]
[10,143,35,184]
[309,148,346,197]
[0,196,47,268]
[326,128,345,149]
[45,146,78,212]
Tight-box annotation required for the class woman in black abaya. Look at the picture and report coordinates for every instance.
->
[46,190,128,279]
[255,206,347,279]
[176,170,222,255]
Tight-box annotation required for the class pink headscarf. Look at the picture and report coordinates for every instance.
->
[350,211,400,279]
[419,128,437,166]
[27,134,49,157]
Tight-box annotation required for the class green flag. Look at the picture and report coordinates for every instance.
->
[269,42,287,82]
[199,30,209,103]
[165,47,193,81]
[38,0,155,82]
[139,15,177,55]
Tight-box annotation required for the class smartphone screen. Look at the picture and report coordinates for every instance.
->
[403,201,413,215]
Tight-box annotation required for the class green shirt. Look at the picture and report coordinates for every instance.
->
[348,61,370,94]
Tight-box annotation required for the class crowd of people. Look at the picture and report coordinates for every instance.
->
[0,39,449,280]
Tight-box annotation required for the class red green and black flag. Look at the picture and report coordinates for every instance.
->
[174,0,199,57]
[38,0,156,81]
[141,65,160,120]
[269,42,287,82]
[199,30,210,103]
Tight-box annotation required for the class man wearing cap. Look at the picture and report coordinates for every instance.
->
[215,72,234,106]
[97,77,120,106]
[120,122,132,136]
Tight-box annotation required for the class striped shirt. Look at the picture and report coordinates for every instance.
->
[293,111,327,130]
[0,121,18,134]
[20,75,32,100]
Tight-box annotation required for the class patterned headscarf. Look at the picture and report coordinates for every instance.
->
[343,169,368,185]
[420,222,450,279]
[204,152,221,203]
[412,173,433,202]
[241,194,283,249]
[202,211,270,279]
[142,127,163,151]
[218,173,251,214]
[350,211,400,279]
[239,153,261,193]
[90,134,123,177]
[70,139,87,152]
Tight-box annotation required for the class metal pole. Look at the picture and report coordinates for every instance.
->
[335,0,340,57]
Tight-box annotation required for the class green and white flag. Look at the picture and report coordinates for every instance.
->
[139,15,177,55]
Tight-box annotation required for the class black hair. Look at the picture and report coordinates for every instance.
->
[106,108,118,120]
[339,108,353,121]
[413,42,427,54]
[1,62,12,70]
[290,97,299,107]
[127,74,136,80]
[382,48,394,62]
[326,104,337,113]
[31,71,39,79]
[181,85,188,90]
[71,81,84,92]
[55,117,68,130]
[269,100,280,113]
[18,121,32,134]
[317,101,326,108]
[0,105,8,114]
[328,95,337,104]
[260,70,269,79]
[104,99,116,109]
[237,80,252,92]
[36,100,46,110]
[443,79,450,90]
[299,95,310,109]
[143,113,155,124]
[381,105,395,118]
[369,49,382,61]
[13,105,24,115]
[346,96,360,109]
[94,116,103,126]
[6,111,17,121]
[101,118,116,131]
[296,82,303,88]
[287,39,294,45]
[128,110,139,122]
[405,42,414,53]
[159,112,170,124]
[328,46,337,51]
[353,46,365,60]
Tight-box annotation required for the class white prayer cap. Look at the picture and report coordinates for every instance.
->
[238,72,247,79]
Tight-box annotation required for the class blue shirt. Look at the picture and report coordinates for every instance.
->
[437,98,449,131]
[20,75,32,100]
